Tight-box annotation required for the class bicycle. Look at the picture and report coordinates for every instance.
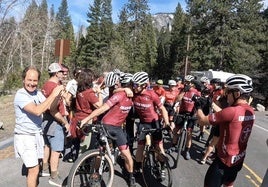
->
[140,127,173,187]
[173,113,197,168]
[67,123,119,187]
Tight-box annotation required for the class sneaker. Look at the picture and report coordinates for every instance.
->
[185,151,191,160]
[129,176,136,187]
[48,175,63,187]
[200,159,206,164]
[39,170,50,177]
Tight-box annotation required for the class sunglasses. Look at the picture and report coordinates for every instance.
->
[133,83,142,88]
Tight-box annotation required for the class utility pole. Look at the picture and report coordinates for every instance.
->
[184,34,190,77]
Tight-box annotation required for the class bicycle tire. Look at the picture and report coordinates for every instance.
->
[142,151,172,187]
[67,149,114,187]
[175,129,186,168]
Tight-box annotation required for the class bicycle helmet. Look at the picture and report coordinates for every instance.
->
[210,78,221,84]
[156,79,163,85]
[184,75,194,82]
[175,77,182,81]
[105,72,119,87]
[226,74,253,94]
[113,68,121,75]
[200,76,209,83]
[120,73,133,84]
[168,80,176,86]
[132,72,149,85]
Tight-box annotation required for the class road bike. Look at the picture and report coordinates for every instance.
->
[140,127,173,187]
[173,113,197,168]
[67,123,119,187]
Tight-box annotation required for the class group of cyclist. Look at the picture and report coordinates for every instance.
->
[62,69,255,186]
[14,62,254,187]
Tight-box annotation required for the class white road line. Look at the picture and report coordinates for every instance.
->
[254,124,268,132]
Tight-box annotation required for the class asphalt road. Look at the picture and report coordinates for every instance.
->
[0,111,267,187]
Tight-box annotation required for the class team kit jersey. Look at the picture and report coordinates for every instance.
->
[75,88,99,120]
[208,103,255,167]
[102,91,133,126]
[133,89,162,123]
[179,87,201,113]
[165,89,179,106]
[153,86,166,98]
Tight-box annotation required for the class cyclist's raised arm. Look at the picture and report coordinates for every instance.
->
[81,103,110,127]
[196,108,209,126]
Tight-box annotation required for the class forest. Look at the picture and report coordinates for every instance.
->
[0,0,267,106]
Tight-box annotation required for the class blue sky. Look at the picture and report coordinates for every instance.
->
[47,0,187,32]
[46,0,268,33]
[10,0,268,33]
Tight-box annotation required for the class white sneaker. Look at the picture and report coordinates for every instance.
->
[49,175,63,187]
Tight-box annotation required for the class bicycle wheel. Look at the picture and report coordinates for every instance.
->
[67,149,114,187]
[175,129,186,168]
[142,151,172,187]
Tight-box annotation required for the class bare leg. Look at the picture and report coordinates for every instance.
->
[27,165,39,187]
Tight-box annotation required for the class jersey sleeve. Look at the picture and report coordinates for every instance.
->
[106,92,124,107]
[151,91,162,108]
[208,107,236,125]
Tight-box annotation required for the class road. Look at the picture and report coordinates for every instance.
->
[0,111,267,187]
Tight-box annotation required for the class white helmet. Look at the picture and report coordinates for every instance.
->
[168,80,176,86]
[120,73,133,84]
[226,74,253,94]
[132,72,149,84]
[105,72,119,87]
[200,76,209,83]
[184,75,194,82]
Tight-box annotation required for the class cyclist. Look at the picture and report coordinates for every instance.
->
[172,74,201,160]
[153,79,166,104]
[132,71,170,179]
[210,78,225,107]
[196,74,255,187]
[164,79,179,128]
[80,72,136,187]
[175,76,184,94]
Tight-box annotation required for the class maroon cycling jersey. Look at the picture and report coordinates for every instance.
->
[179,87,201,113]
[208,103,255,167]
[133,89,162,123]
[165,89,179,106]
[102,91,133,127]
[75,88,99,120]
[42,81,67,116]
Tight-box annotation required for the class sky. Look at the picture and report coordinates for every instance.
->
[46,0,187,32]
[46,0,268,33]
[10,0,268,33]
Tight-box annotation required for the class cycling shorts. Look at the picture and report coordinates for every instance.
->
[174,113,196,130]
[204,156,243,187]
[137,121,162,143]
[164,103,175,117]
[103,124,128,150]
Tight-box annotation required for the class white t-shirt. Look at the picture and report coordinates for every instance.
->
[14,88,46,134]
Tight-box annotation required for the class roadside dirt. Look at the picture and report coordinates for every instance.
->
[0,94,15,141]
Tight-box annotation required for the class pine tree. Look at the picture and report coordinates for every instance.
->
[55,0,75,67]
[78,0,114,73]
[118,0,157,73]
[168,3,188,76]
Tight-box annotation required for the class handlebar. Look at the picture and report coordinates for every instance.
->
[175,113,197,121]
[79,122,117,141]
